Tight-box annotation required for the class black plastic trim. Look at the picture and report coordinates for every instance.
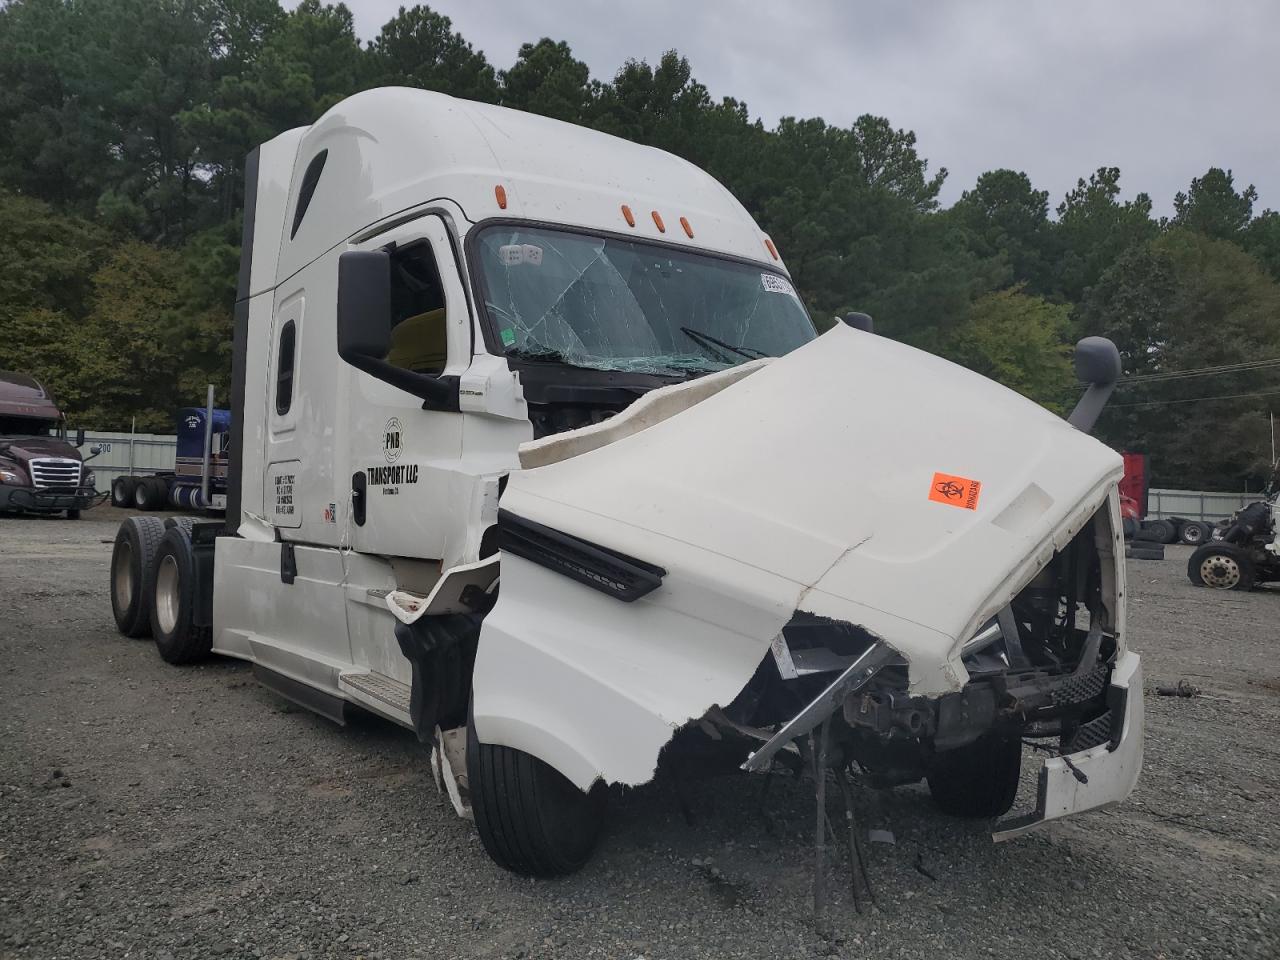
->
[252,664,346,725]
[280,541,297,584]
[497,508,665,602]
[351,471,366,527]
[236,147,260,303]
[290,149,327,240]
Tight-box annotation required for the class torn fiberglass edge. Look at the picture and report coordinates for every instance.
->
[470,323,1141,829]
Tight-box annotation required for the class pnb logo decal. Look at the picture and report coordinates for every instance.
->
[383,416,403,464]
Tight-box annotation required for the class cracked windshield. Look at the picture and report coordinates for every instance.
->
[475,226,816,376]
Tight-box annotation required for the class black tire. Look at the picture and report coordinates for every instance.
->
[110,516,167,637]
[1179,521,1209,545]
[1187,543,1256,591]
[65,509,81,520]
[112,476,137,508]
[1150,519,1177,544]
[1121,517,1137,540]
[149,524,212,664]
[467,710,605,876]
[927,732,1022,819]
[133,477,157,510]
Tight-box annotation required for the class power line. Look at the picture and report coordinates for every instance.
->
[1110,388,1280,409]
[1114,357,1280,385]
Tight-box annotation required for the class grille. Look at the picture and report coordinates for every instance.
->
[29,458,82,489]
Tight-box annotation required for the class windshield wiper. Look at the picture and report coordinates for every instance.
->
[681,326,771,362]
[506,347,570,363]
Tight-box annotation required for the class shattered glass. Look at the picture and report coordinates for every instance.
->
[474,226,816,376]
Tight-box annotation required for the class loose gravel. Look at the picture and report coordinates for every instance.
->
[1,506,1277,959]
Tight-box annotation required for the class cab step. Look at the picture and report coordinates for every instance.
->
[338,671,412,727]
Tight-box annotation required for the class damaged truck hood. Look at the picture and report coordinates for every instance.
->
[474,324,1124,788]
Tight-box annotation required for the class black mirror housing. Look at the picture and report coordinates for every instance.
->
[74,427,85,448]
[1067,336,1122,434]
[335,249,460,412]
[1073,336,1121,386]
[841,312,874,333]
[337,250,392,363]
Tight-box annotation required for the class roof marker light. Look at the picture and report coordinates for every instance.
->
[495,185,507,210]
[764,237,779,260]
[621,204,635,227]
[680,216,694,238]
[651,211,666,233]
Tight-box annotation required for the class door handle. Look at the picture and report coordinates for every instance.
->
[351,471,367,526]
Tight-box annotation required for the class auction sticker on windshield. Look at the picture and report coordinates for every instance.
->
[761,273,797,297]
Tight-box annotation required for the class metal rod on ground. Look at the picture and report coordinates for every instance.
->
[201,383,214,507]
[847,772,876,906]
[813,720,830,933]
[834,770,864,913]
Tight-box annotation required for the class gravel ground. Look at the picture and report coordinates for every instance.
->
[1,505,1277,960]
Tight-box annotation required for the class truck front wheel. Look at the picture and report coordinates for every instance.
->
[111,516,166,637]
[927,732,1022,819]
[1187,543,1255,590]
[149,525,212,664]
[467,712,605,877]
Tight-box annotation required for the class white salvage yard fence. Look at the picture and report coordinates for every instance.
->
[75,429,177,492]
[1146,488,1258,523]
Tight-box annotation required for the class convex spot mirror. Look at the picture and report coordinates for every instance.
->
[336,250,459,411]
[1073,336,1122,386]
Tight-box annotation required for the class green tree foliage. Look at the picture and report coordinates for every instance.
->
[369,5,498,102]
[1054,167,1158,302]
[0,0,1277,488]
[1081,231,1280,487]
[944,288,1073,411]
[1172,167,1256,241]
[500,39,596,122]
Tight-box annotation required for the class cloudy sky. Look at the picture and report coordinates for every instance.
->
[332,0,1278,216]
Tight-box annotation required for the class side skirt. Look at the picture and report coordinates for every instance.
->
[253,663,347,725]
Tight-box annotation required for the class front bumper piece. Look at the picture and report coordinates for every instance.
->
[993,650,1144,839]
[1,484,101,513]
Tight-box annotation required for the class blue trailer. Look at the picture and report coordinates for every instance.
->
[109,403,231,512]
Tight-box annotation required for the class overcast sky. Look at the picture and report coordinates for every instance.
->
[331,0,1278,216]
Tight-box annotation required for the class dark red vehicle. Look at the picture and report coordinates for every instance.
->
[0,371,100,519]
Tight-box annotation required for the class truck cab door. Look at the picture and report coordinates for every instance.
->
[345,215,471,562]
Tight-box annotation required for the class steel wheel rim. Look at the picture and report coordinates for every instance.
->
[1200,555,1241,589]
[156,554,181,634]
[113,540,134,610]
[1185,525,1204,543]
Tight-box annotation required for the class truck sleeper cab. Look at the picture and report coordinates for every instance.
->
[108,88,1143,877]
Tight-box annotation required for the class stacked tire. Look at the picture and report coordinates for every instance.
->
[109,515,211,663]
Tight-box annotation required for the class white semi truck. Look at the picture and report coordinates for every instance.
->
[109,88,1143,878]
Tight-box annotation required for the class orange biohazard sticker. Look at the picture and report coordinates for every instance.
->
[929,472,982,510]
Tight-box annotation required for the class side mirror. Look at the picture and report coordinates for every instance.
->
[841,312,874,333]
[337,250,393,364]
[75,428,85,448]
[84,444,104,462]
[336,250,459,411]
[1067,336,1122,434]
